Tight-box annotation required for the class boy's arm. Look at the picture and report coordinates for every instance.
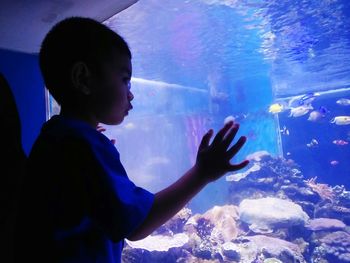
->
[127,121,249,241]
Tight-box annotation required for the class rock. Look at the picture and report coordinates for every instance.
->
[246,150,270,161]
[192,239,214,260]
[315,204,350,224]
[232,235,306,263]
[248,235,306,262]
[306,218,346,231]
[221,242,240,261]
[239,197,309,233]
[226,162,261,182]
[126,233,189,252]
[264,258,283,263]
[295,201,315,217]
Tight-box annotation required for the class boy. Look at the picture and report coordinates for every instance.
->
[13,17,249,263]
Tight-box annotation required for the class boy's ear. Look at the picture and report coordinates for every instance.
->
[71,62,92,95]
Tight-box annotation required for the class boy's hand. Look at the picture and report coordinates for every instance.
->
[96,125,116,145]
[195,121,249,183]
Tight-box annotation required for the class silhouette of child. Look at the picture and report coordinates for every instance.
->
[13,17,249,263]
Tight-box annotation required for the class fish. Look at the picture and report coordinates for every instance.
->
[308,106,328,121]
[330,160,339,166]
[289,104,313,117]
[247,130,257,140]
[269,103,284,114]
[288,92,320,108]
[299,92,320,106]
[332,140,349,146]
[306,139,318,148]
[336,98,350,106]
[288,96,303,108]
[330,116,350,125]
[280,125,289,135]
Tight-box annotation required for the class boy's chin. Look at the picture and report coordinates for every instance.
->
[100,115,124,126]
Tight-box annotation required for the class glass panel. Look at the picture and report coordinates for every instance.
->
[46,0,350,262]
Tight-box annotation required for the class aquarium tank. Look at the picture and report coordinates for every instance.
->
[47,0,350,262]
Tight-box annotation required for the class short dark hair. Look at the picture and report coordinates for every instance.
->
[39,17,131,106]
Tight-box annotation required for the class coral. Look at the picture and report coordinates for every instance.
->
[333,185,350,206]
[304,177,335,202]
[184,205,239,243]
[122,152,350,263]
[155,207,192,235]
[196,218,214,239]
[316,231,350,262]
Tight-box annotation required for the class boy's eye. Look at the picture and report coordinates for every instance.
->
[123,78,131,88]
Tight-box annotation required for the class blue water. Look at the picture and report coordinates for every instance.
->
[101,0,350,212]
[279,89,350,188]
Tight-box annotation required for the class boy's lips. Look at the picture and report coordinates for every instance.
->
[125,107,132,115]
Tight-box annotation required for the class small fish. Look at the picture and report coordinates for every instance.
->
[286,152,291,156]
[330,116,350,125]
[288,95,303,108]
[280,125,289,135]
[308,106,328,121]
[289,104,313,117]
[306,139,318,148]
[308,111,322,122]
[318,106,329,115]
[247,130,257,140]
[336,98,350,106]
[330,160,339,166]
[269,103,284,114]
[299,92,320,106]
[332,140,349,146]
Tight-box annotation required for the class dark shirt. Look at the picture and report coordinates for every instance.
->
[14,115,154,263]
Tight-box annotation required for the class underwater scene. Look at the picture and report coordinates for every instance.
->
[47,0,350,262]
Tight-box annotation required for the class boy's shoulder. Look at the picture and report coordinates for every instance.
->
[41,115,112,148]
[31,115,119,162]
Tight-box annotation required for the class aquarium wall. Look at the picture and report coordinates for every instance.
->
[46,0,350,262]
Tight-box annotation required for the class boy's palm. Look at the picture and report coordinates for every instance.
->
[196,121,249,183]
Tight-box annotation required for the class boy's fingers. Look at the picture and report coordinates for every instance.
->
[222,124,239,150]
[97,126,106,132]
[226,136,247,159]
[198,129,213,151]
[212,121,234,146]
[229,159,250,171]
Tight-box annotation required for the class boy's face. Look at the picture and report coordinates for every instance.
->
[90,53,133,125]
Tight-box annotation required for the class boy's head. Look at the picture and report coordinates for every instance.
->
[40,17,134,125]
